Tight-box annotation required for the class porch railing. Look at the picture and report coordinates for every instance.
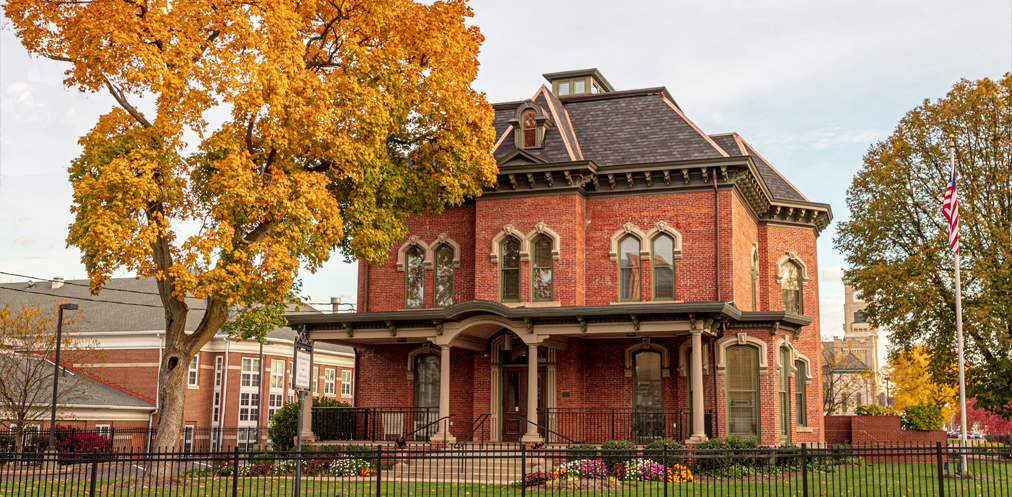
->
[313,407,440,442]
[540,408,713,444]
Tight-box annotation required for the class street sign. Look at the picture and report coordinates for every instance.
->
[293,338,313,390]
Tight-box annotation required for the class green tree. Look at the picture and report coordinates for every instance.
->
[4,0,496,454]
[834,74,1012,418]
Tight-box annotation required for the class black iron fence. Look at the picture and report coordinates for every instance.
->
[1,427,272,453]
[540,408,714,444]
[2,442,1009,496]
[313,407,441,442]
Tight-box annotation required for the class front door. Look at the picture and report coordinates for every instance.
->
[501,367,544,442]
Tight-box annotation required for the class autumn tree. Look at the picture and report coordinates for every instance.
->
[886,345,957,420]
[834,74,1012,418]
[0,303,94,452]
[823,340,877,415]
[4,0,497,452]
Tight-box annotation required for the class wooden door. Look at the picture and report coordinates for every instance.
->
[501,368,544,442]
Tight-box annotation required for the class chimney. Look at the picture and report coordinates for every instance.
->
[330,297,341,313]
[52,277,65,290]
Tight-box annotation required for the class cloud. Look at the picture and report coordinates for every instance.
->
[819,265,847,283]
[819,294,846,338]
[13,235,35,247]
[339,292,357,301]
[17,216,31,223]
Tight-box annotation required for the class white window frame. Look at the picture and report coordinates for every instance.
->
[188,354,199,386]
[287,360,295,403]
[324,368,336,395]
[183,425,194,453]
[95,424,111,439]
[214,356,223,387]
[239,392,259,423]
[270,359,285,389]
[312,366,319,394]
[241,358,261,388]
[212,391,221,423]
[268,393,284,420]
[341,370,352,396]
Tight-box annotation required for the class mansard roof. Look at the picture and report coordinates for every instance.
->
[487,75,829,233]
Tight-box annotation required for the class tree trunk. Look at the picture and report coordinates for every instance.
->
[13,417,24,453]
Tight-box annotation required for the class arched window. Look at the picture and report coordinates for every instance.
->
[726,345,759,436]
[433,244,455,307]
[854,310,866,324]
[619,236,642,301]
[500,236,521,302]
[633,350,663,410]
[795,360,807,427]
[778,346,791,444]
[522,110,537,148]
[414,354,440,426]
[531,235,553,301]
[781,261,803,314]
[405,245,425,308]
[652,234,675,300]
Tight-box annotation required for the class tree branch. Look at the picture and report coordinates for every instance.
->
[103,77,152,128]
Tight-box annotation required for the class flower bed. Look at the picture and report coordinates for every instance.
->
[181,458,373,478]
[511,458,695,488]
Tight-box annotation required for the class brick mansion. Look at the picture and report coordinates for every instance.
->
[286,68,833,446]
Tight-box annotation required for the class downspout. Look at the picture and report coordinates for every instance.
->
[148,332,164,452]
[714,174,721,301]
[220,337,231,435]
[713,325,721,438]
[352,348,359,407]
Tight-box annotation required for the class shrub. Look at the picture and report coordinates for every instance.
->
[855,404,899,416]
[644,438,685,464]
[565,443,598,462]
[268,397,350,450]
[986,433,1012,445]
[695,434,762,475]
[901,403,944,431]
[513,471,556,488]
[601,439,636,470]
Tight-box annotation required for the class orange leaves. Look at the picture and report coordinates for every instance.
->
[10,0,495,321]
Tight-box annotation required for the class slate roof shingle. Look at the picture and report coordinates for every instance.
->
[490,84,811,203]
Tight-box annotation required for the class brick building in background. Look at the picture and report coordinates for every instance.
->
[1,277,354,450]
[287,69,832,446]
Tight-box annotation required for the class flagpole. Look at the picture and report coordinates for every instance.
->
[951,135,968,472]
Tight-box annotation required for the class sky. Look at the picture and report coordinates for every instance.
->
[2,0,1010,356]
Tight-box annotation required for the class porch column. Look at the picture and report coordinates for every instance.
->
[434,344,456,443]
[521,343,543,443]
[689,328,708,443]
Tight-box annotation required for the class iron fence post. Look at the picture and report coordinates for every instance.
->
[231,446,239,497]
[936,441,945,497]
[521,443,527,497]
[376,445,383,497]
[611,409,615,441]
[89,447,99,497]
[801,443,808,497]
[663,444,669,497]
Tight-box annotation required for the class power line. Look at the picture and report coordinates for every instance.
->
[0,286,206,310]
[0,271,163,296]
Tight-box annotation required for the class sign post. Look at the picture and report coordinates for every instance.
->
[292,333,314,497]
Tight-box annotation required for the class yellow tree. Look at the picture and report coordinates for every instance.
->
[4,0,496,452]
[888,345,958,420]
[0,303,96,452]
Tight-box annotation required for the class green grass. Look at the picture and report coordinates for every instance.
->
[3,461,1011,496]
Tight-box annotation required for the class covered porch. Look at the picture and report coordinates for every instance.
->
[286,301,809,446]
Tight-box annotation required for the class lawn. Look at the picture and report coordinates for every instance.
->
[3,461,1011,496]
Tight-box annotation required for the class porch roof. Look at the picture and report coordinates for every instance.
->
[285,300,811,339]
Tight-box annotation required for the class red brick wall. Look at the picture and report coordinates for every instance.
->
[731,193,760,310]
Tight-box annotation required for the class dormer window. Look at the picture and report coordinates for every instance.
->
[523,110,537,148]
[509,100,552,149]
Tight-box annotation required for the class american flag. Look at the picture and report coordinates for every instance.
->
[942,165,959,253]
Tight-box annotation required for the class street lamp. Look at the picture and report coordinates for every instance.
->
[49,303,78,452]
[257,339,274,446]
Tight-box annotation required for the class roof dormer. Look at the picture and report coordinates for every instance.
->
[507,100,553,149]
[543,68,615,97]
